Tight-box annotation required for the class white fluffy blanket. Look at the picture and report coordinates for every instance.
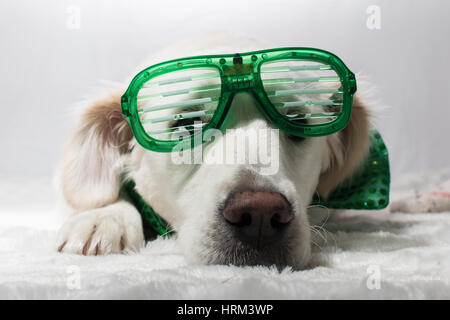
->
[1,173,450,300]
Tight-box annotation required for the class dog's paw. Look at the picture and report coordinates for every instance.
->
[57,201,144,255]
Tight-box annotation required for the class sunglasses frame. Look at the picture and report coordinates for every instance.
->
[121,47,357,152]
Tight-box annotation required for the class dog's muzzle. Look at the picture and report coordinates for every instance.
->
[205,186,302,269]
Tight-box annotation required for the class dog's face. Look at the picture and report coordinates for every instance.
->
[60,34,370,270]
[131,92,329,269]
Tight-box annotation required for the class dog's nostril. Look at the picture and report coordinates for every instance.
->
[239,212,252,227]
[221,191,293,247]
[270,213,291,229]
[227,212,252,227]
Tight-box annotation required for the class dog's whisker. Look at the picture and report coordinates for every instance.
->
[310,239,322,249]
[161,226,176,237]
[310,225,328,244]
[308,228,323,248]
[313,224,337,248]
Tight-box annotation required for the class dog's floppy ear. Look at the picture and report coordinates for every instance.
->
[61,91,133,211]
[317,94,371,198]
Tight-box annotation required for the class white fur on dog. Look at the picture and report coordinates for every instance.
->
[1,175,450,299]
[56,32,372,269]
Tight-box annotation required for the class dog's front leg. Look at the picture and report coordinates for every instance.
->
[57,200,144,255]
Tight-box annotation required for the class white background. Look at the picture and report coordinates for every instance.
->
[0,0,449,179]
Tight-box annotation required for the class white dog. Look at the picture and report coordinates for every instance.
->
[56,32,372,270]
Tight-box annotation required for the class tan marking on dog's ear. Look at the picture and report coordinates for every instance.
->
[61,91,133,211]
[317,94,371,198]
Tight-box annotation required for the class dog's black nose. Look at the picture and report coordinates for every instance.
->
[222,191,293,248]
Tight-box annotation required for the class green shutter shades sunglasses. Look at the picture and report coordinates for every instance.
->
[121,47,390,216]
[121,47,357,152]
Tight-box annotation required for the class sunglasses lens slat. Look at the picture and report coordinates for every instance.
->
[285,111,340,120]
[262,76,340,86]
[261,64,331,73]
[142,72,220,88]
[275,100,342,108]
[137,84,222,101]
[139,97,217,113]
[268,88,342,97]
[142,109,216,124]
[148,122,207,136]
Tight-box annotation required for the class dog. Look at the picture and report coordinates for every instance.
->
[56,32,372,270]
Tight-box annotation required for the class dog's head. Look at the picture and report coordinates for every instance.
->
[61,36,370,270]
[61,86,370,270]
